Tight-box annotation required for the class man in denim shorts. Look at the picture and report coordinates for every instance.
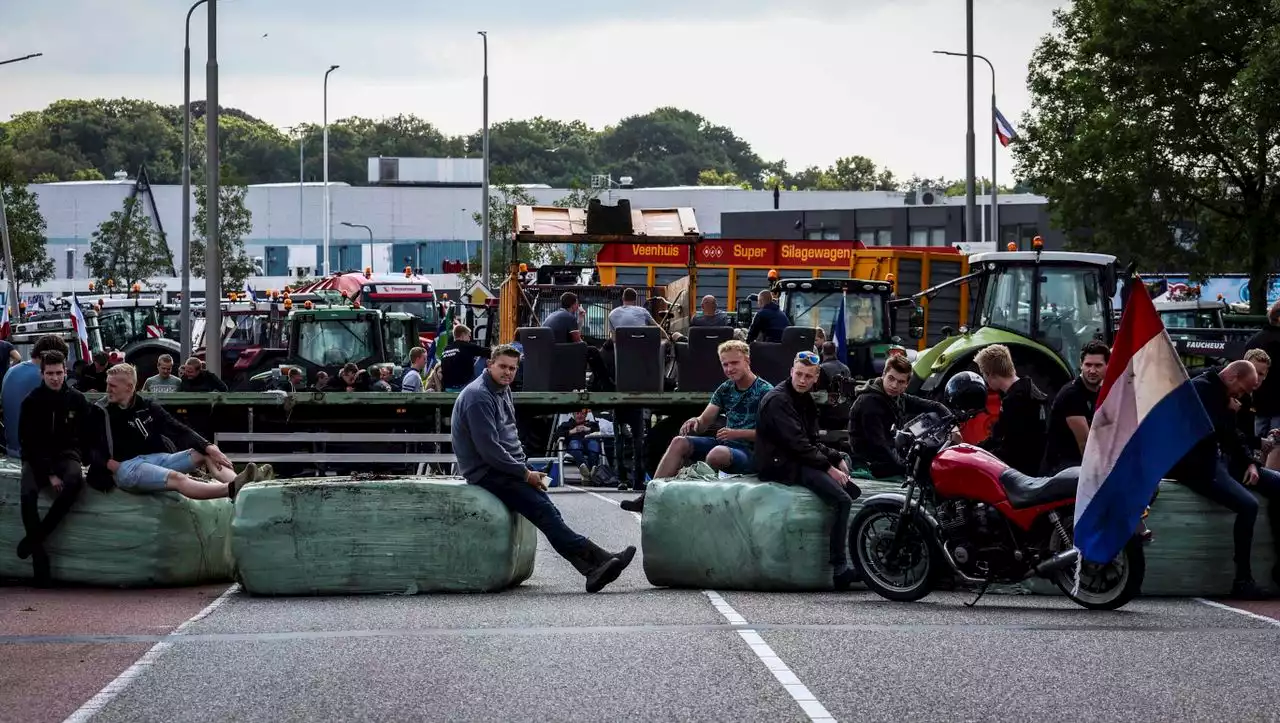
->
[97,364,258,499]
[621,340,772,512]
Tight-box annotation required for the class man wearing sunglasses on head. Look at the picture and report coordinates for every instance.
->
[756,350,863,590]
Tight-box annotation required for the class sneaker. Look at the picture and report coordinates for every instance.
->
[619,496,644,513]
[256,464,275,481]
[229,463,257,501]
[578,463,591,481]
[1230,578,1271,600]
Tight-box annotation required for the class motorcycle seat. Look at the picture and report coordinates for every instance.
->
[999,466,1079,509]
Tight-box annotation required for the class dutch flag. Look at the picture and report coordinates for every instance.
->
[994,107,1017,148]
[1073,280,1212,564]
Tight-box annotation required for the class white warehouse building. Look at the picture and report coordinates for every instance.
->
[20,162,1043,297]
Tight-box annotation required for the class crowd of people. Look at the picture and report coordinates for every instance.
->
[7,285,1280,600]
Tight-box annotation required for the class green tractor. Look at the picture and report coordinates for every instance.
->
[738,276,908,378]
[249,306,420,390]
[903,250,1120,437]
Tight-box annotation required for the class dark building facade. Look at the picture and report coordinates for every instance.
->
[720,198,1065,251]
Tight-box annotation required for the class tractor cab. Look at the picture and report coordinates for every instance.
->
[249,306,419,389]
[907,247,1119,402]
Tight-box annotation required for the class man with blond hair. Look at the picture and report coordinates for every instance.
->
[95,364,256,500]
[973,344,1048,475]
[621,339,772,512]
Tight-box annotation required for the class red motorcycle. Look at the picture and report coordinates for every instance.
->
[849,372,1145,610]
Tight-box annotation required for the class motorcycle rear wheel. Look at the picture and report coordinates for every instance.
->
[851,505,936,602]
[1051,537,1145,611]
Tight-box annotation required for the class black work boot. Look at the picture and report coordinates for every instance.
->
[833,564,861,591]
[32,549,53,588]
[581,541,636,593]
[618,494,645,513]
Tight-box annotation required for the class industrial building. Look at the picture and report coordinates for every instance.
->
[21,160,1052,297]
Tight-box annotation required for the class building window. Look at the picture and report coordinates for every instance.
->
[805,229,841,240]
[910,227,947,247]
[860,228,892,246]
[999,224,1039,249]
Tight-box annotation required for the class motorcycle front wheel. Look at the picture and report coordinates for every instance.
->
[851,504,936,602]
[1051,537,1145,611]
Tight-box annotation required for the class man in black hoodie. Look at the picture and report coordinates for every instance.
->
[177,356,228,393]
[1246,301,1280,466]
[849,354,950,478]
[756,350,862,590]
[973,344,1048,475]
[99,363,255,499]
[16,351,91,583]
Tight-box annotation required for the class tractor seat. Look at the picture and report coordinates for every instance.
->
[998,466,1079,509]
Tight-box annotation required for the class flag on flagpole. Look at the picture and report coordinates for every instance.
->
[831,293,848,365]
[0,302,10,340]
[994,107,1017,147]
[69,294,92,363]
[1073,280,1212,564]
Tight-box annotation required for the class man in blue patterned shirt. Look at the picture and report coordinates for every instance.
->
[621,340,772,512]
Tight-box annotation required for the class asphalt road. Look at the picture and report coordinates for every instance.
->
[5,488,1280,723]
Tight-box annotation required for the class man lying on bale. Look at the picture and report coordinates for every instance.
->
[757,350,862,590]
[452,344,635,593]
[92,363,262,500]
[15,351,90,584]
[620,340,771,513]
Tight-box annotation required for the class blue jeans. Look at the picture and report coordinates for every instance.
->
[116,450,198,492]
[470,471,588,561]
[565,437,602,468]
[1185,459,1280,580]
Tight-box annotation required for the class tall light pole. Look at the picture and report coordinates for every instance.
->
[340,222,373,270]
[0,52,43,325]
[478,31,490,284]
[964,0,976,249]
[323,65,339,277]
[204,0,222,377]
[934,49,998,245]
[181,0,208,360]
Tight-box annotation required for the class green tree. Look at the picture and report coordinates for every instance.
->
[83,196,170,290]
[697,168,752,189]
[191,182,255,291]
[0,181,56,297]
[472,185,564,286]
[1016,0,1280,311]
[597,107,765,187]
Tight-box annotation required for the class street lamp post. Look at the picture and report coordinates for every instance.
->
[964,0,976,249]
[477,31,490,284]
[933,49,998,245]
[181,0,209,360]
[0,51,42,326]
[340,222,373,271]
[323,65,339,277]
[205,0,222,377]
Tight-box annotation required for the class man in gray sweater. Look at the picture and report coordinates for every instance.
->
[451,344,636,593]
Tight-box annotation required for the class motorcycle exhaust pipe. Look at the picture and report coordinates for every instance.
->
[1032,548,1080,577]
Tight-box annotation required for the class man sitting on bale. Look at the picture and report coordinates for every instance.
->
[620,340,771,513]
[95,364,259,500]
[16,351,91,584]
[756,350,862,590]
[452,344,635,593]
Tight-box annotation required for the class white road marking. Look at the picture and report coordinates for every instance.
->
[571,485,838,722]
[62,583,241,723]
[1194,598,1280,627]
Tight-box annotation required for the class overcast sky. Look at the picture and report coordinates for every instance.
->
[0,0,1064,181]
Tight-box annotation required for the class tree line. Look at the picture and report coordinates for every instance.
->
[0,98,1015,194]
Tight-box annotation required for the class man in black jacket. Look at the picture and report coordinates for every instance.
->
[1246,300,1280,454]
[177,356,228,393]
[15,351,91,583]
[99,363,255,499]
[974,344,1048,475]
[1169,360,1280,599]
[756,350,862,590]
[849,354,950,478]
